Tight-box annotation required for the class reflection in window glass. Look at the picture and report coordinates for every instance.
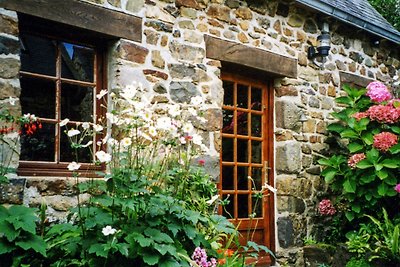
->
[222,138,234,162]
[237,139,248,163]
[223,81,234,106]
[237,84,248,108]
[251,114,262,137]
[61,42,94,82]
[237,194,249,218]
[251,141,262,164]
[252,196,263,218]
[222,109,234,134]
[237,166,248,190]
[20,123,55,161]
[60,131,92,163]
[222,166,234,190]
[252,167,263,190]
[20,77,56,119]
[61,83,94,122]
[251,87,262,111]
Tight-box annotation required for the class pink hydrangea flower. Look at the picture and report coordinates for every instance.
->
[367,104,400,124]
[366,81,392,102]
[352,112,369,121]
[348,153,366,168]
[395,184,400,193]
[318,199,336,216]
[191,247,217,267]
[373,132,398,152]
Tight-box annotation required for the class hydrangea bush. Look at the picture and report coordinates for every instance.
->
[319,81,400,227]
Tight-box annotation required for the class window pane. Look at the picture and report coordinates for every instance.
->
[60,131,92,163]
[238,194,249,218]
[61,83,94,122]
[222,109,234,134]
[20,123,55,161]
[20,77,56,119]
[251,114,262,137]
[237,84,248,108]
[237,111,248,135]
[252,196,263,218]
[251,141,262,164]
[20,34,56,76]
[222,194,234,219]
[251,167,263,190]
[61,42,95,82]
[222,138,233,162]
[237,139,248,163]
[237,166,248,190]
[222,166,234,190]
[251,87,262,111]
[223,80,234,106]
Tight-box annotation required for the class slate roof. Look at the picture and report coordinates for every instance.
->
[295,0,400,44]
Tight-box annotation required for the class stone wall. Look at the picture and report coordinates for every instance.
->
[0,0,400,266]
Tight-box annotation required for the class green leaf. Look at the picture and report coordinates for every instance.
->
[343,179,356,193]
[345,211,355,221]
[327,123,346,133]
[0,240,14,254]
[6,205,37,235]
[340,129,358,139]
[321,168,337,183]
[361,132,374,145]
[366,148,379,162]
[377,169,388,180]
[378,183,388,196]
[356,160,373,169]
[360,174,375,184]
[0,221,18,242]
[375,164,383,171]
[159,258,181,267]
[317,158,332,166]
[389,143,400,154]
[336,96,352,106]
[364,193,373,201]
[390,126,400,134]
[144,228,173,244]
[154,243,177,256]
[348,142,364,153]
[382,159,399,168]
[88,243,108,258]
[16,234,47,257]
[143,252,160,265]
[384,175,397,185]
[351,203,361,213]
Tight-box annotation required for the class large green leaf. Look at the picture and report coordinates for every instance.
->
[0,240,14,254]
[327,123,346,133]
[356,160,373,169]
[360,174,375,184]
[143,252,160,265]
[345,211,355,221]
[366,148,379,162]
[343,179,356,193]
[16,234,47,257]
[336,96,352,106]
[88,243,108,258]
[361,132,374,145]
[348,142,364,153]
[321,168,337,183]
[381,159,399,168]
[377,169,388,180]
[378,183,388,196]
[389,143,400,154]
[341,129,359,139]
[144,228,173,244]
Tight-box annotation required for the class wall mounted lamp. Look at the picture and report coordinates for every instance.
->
[308,22,331,67]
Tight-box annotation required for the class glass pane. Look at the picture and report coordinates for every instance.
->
[237,139,248,163]
[251,87,262,111]
[222,109,234,134]
[222,138,234,162]
[237,111,248,135]
[61,83,94,122]
[20,123,55,161]
[251,114,262,137]
[237,166,248,190]
[237,84,248,108]
[221,194,234,219]
[222,166,234,190]
[223,80,234,106]
[20,77,56,119]
[20,34,56,76]
[60,131,92,163]
[61,42,95,82]
[251,168,263,190]
[252,196,263,218]
[238,194,249,218]
[251,141,262,164]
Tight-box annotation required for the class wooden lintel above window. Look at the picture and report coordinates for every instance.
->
[205,35,297,78]
[339,71,374,88]
[0,0,142,42]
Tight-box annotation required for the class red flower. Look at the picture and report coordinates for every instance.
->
[318,199,336,216]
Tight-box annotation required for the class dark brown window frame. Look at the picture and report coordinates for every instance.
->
[17,14,107,177]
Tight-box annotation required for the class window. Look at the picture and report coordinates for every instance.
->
[220,72,274,265]
[17,14,106,176]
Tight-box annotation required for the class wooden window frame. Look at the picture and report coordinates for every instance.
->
[17,14,107,177]
[219,72,275,265]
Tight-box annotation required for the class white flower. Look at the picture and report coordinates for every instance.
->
[96,89,108,99]
[82,122,90,129]
[93,124,103,132]
[67,129,80,137]
[187,107,197,116]
[121,84,138,100]
[192,133,203,145]
[168,105,181,117]
[106,113,117,124]
[156,117,172,130]
[141,110,153,122]
[179,136,187,144]
[67,161,81,171]
[8,97,17,106]
[206,195,219,205]
[190,96,203,106]
[82,141,93,148]
[121,137,132,147]
[102,225,117,236]
[107,138,119,147]
[182,122,194,133]
[96,150,112,163]
[261,182,277,194]
[60,118,70,127]
[148,126,157,137]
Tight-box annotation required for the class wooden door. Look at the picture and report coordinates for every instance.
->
[219,73,274,265]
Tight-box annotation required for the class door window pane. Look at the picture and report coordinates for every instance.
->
[237,84,248,108]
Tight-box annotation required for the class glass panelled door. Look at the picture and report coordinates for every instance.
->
[220,73,274,265]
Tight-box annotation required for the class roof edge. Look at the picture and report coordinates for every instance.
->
[295,0,400,45]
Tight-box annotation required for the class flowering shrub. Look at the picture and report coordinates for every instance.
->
[191,247,217,267]
[319,81,400,223]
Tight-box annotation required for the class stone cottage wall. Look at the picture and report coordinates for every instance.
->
[0,0,399,266]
